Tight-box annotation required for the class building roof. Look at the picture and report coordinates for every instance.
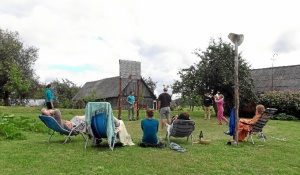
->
[251,65,300,92]
[72,76,156,100]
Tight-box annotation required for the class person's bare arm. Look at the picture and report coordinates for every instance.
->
[157,101,161,112]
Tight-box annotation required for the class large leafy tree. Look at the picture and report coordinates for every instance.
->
[51,79,81,108]
[0,28,39,105]
[3,62,30,105]
[173,37,255,114]
[173,65,200,111]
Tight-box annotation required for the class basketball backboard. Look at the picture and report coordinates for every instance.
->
[119,59,141,79]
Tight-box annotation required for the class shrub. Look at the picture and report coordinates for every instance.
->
[0,113,49,140]
[273,113,298,121]
[257,90,300,119]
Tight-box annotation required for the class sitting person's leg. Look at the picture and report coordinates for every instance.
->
[52,109,63,126]
[70,116,86,132]
[165,123,173,133]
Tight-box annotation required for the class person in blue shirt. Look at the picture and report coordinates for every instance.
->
[126,91,135,121]
[45,84,54,109]
[141,108,159,145]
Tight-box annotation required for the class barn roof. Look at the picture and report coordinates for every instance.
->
[72,76,156,100]
[251,65,300,92]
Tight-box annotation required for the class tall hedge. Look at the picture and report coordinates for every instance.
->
[257,90,300,119]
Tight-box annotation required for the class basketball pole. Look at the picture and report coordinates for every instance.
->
[118,75,122,120]
[136,78,140,120]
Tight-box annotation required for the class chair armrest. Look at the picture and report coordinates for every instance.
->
[240,121,253,126]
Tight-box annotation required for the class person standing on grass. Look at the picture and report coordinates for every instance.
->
[203,93,213,120]
[157,87,172,131]
[45,84,54,109]
[214,94,228,125]
[126,91,135,121]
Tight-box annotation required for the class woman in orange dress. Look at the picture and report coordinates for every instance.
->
[238,104,265,141]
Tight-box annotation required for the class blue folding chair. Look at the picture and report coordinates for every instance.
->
[85,102,119,150]
[39,115,86,144]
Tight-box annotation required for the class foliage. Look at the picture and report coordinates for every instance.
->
[273,113,298,121]
[3,62,31,105]
[142,76,157,93]
[0,28,39,106]
[0,112,48,140]
[257,90,300,119]
[173,37,255,114]
[50,79,81,108]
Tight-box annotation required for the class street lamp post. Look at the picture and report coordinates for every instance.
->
[271,53,278,91]
[228,33,244,146]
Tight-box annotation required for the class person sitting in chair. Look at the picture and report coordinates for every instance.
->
[224,104,266,142]
[166,112,190,133]
[41,108,85,131]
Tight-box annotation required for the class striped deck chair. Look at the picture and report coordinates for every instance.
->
[241,108,277,145]
[39,115,86,144]
[84,102,119,150]
[165,119,195,145]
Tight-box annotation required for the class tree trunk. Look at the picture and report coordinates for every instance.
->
[4,91,10,106]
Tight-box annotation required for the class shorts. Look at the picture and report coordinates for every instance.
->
[160,107,171,119]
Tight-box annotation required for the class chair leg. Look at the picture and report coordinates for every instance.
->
[250,134,255,144]
[110,133,118,151]
[47,131,55,143]
[85,137,89,149]
[260,133,267,145]
[80,132,87,142]
[167,133,171,145]
[63,132,73,144]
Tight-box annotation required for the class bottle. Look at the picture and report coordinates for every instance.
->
[199,130,203,141]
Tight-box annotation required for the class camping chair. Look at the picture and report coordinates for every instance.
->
[241,108,277,145]
[84,102,119,151]
[165,119,195,145]
[39,115,86,144]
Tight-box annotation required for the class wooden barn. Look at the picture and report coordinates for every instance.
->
[72,76,157,110]
[251,65,300,93]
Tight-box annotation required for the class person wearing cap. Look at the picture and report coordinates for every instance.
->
[157,87,172,131]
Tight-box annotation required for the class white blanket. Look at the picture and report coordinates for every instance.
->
[117,120,135,146]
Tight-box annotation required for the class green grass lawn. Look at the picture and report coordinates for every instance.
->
[0,106,299,175]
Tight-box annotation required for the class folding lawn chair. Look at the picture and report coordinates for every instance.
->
[39,115,86,144]
[241,108,277,145]
[84,102,119,151]
[165,119,195,145]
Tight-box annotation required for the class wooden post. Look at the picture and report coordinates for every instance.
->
[228,33,244,146]
[118,77,122,120]
[136,79,140,120]
[234,43,239,146]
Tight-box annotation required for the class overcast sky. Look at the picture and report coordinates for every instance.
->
[1,0,299,97]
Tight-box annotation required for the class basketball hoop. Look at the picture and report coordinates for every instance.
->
[129,73,139,82]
